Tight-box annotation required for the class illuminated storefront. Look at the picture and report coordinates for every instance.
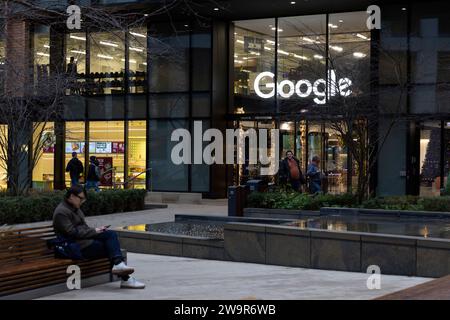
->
[3,1,450,197]
[231,12,370,193]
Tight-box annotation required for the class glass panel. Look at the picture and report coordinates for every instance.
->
[65,122,85,187]
[277,15,326,112]
[280,121,295,160]
[128,120,146,189]
[127,95,147,119]
[65,32,86,95]
[379,4,408,114]
[33,25,50,91]
[64,96,86,120]
[89,31,125,94]
[328,12,370,106]
[149,119,188,191]
[89,121,125,188]
[420,121,441,196]
[192,26,211,91]
[128,27,147,93]
[233,19,276,114]
[411,2,450,113]
[32,122,55,190]
[307,122,323,170]
[191,120,210,192]
[87,95,125,119]
[192,93,210,117]
[296,120,307,172]
[148,22,189,92]
[324,124,348,194]
[0,125,7,190]
[236,120,276,185]
[149,93,189,118]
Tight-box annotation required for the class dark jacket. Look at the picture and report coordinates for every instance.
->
[87,163,100,182]
[66,157,84,180]
[279,157,305,184]
[307,163,322,183]
[53,200,96,250]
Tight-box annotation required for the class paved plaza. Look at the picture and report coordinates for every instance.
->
[39,252,430,300]
[9,199,429,300]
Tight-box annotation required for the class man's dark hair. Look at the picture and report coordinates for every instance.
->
[65,185,85,199]
[286,150,293,156]
[72,152,77,157]
[312,155,320,162]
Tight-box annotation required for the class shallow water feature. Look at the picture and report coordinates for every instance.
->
[287,214,450,239]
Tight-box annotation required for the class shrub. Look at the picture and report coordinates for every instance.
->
[247,191,450,213]
[419,196,450,212]
[0,189,147,225]
[247,191,357,211]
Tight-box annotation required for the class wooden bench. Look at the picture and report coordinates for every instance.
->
[0,225,115,299]
[375,275,450,300]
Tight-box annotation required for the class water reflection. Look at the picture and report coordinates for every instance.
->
[286,216,450,239]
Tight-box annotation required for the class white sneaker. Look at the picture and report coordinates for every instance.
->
[112,262,135,276]
[120,277,146,289]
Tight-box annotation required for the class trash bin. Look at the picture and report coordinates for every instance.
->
[228,185,249,216]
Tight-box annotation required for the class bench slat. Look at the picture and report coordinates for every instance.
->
[0,269,111,297]
[0,262,111,288]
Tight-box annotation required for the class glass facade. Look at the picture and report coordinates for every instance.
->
[128,120,146,188]
[232,12,370,193]
[65,122,86,186]
[32,122,55,190]
[5,3,449,197]
[33,25,50,92]
[52,22,212,192]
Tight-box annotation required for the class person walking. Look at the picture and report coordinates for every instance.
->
[53,185,145,289]
[307,155,322,194]
[86,156,100,192]
[280,150,305,192]
[66,152,84,186]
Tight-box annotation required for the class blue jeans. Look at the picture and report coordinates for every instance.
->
[71,177,80,186]
[81,230,128,280]
[309,181,322,194]
[86,180,99,192]
[81,230,123,261]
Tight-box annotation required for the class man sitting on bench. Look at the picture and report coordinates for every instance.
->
[53,185,145,289]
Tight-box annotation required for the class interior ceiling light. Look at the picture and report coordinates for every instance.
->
[70,35,86,41]
[330,45,343,52]
[100,41,119,47]
[353,52,366,58]
[130,31,146,38]
[313,54,324,59]
[356,33,369,40]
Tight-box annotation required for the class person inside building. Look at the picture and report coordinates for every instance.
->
[66,57,79,94]
[280,150,305,192]
[86,156,100,192]
[307,155,322,194]
[66,152,84,187]
[53,185,146,289]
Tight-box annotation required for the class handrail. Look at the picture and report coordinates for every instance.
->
[115,168,152,190]
[87,166,152,191]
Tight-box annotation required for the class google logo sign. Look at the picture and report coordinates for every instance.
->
[253,70,353,105]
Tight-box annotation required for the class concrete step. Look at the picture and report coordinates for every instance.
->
[145,192,202,204]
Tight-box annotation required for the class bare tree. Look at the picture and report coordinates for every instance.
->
[273,19,407,202]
